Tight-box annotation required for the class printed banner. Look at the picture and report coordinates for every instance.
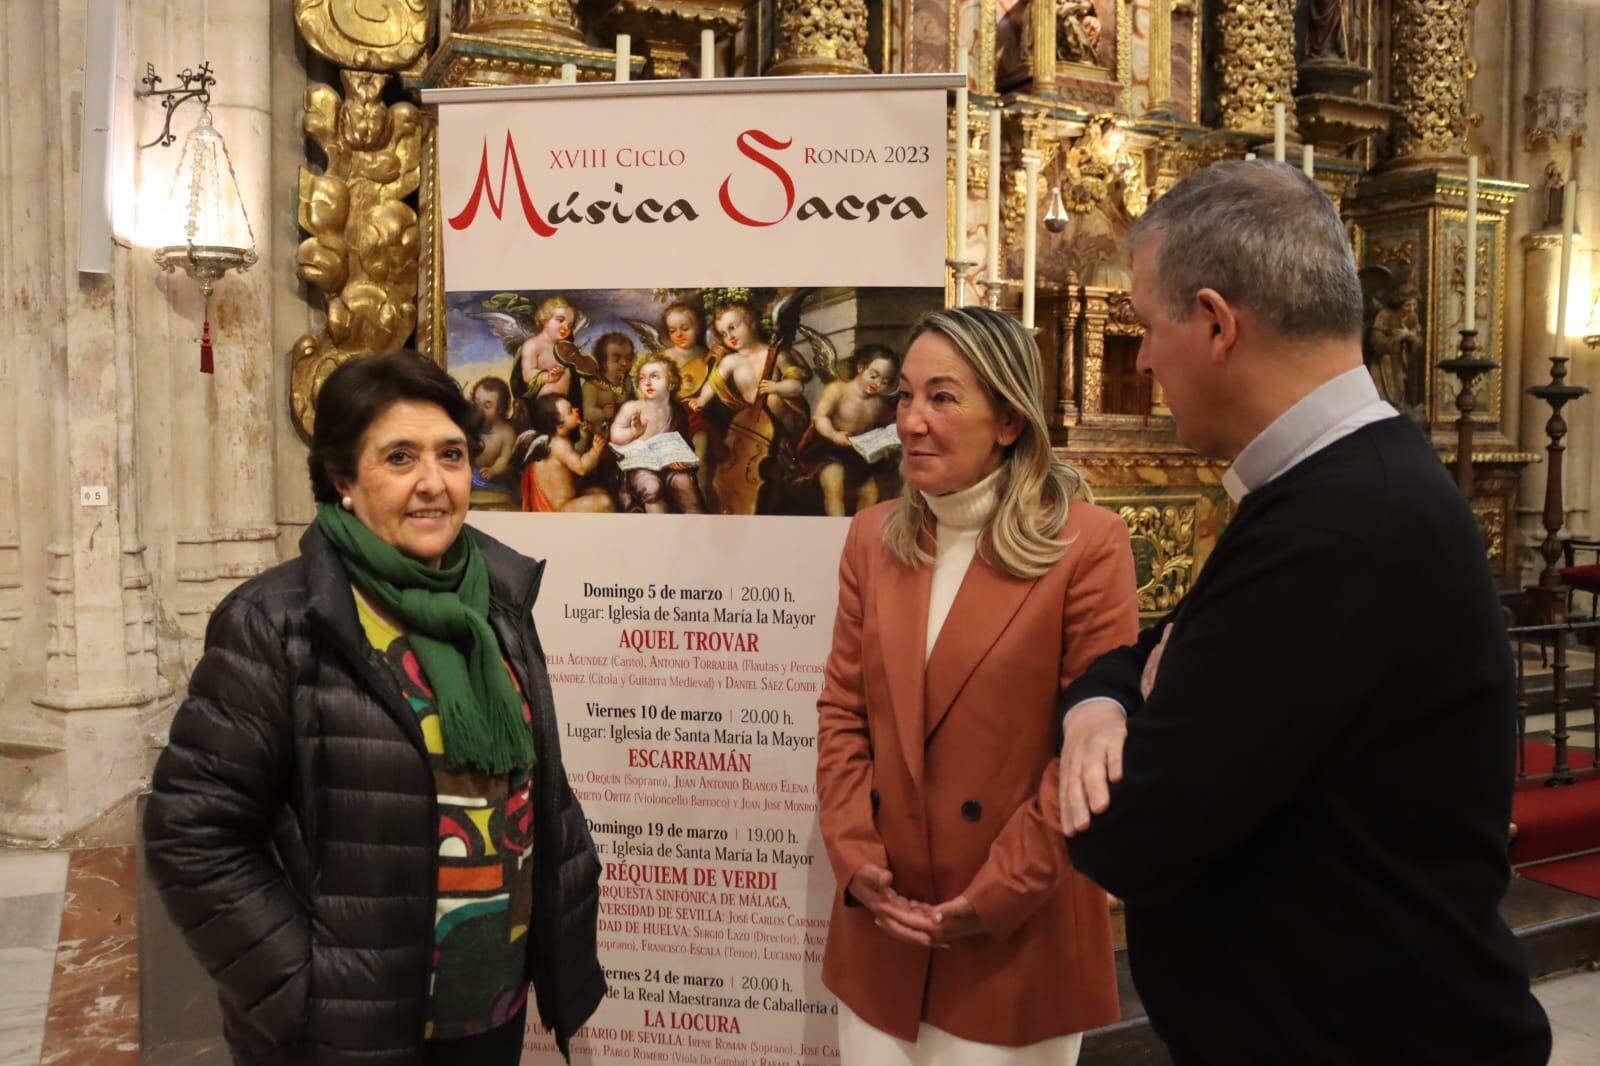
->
[472,512,846,1065]
[434,77,950,1064]
[435,82,947,291]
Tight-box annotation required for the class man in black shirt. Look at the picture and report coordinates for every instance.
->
[1057,161,1550,1065]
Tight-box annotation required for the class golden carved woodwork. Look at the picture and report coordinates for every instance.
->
[290,71,424,438]
[1113,500,1198,614]
[1217,0,1297,134]
[1106,291,1140,334]
[464,0,585,44]
[294,0,433,70]
[1388,0,1470,163]
[1472,501,1506,565]
[1059,287,1166,429]
[770,0,871,75]
[1347,168,1528,437]
[1147,0,1176,114]
[591,0,747,79]
[1055,2,1103,67]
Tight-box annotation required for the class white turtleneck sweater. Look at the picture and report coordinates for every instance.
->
[922,468,1003,663]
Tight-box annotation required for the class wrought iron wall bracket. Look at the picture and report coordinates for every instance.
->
[136,61,215,148]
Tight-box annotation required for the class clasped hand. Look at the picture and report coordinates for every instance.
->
[848,864,978,948]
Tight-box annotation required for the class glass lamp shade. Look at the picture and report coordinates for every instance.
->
[152,108,257,295]
[1584,288,1600,349]
[1044,185,1070,234]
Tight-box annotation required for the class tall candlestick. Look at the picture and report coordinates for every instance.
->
[615,34,630,82]
[1022,153,1040,329]
[700,29,715,78]
[953,52,968,275]
[1555,178,1577,358]
[1274,102,1286,163]
[1302,144,1315,178]
[1463,155,1478,331]
[987,109,1003,286]
[560,63,577,83]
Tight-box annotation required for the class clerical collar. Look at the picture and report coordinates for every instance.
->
[1222,366,1397,502]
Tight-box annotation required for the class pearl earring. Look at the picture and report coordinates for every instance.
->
[340,496,353,511]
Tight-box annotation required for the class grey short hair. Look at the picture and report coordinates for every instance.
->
[1128,160,1364,339]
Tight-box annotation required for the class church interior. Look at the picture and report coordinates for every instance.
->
[1,0,1599,1062]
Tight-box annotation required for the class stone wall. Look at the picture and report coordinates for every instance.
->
[1472,0,1598,566]
[0,0,305,839]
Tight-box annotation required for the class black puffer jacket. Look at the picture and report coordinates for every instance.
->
[144,525,606,1065]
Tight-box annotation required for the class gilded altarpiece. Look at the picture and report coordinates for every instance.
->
[1345,170,1532,585]
[1345,171,1522,430]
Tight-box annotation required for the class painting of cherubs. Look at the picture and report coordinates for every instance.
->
[610,352,705,514]
[523,394,614,513]
[796,345,901,517]
[471,295,601,418]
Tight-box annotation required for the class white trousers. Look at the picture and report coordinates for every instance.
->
[837,1002,1083,1066]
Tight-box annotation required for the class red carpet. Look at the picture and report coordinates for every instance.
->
[1520,852,1600,899]
[1512,742,1600,899]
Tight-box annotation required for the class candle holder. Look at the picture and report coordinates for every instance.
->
[946,259,979,308]
[1527,350,1590,622]
[1436,329,1497,499]
[981,276,1009,311]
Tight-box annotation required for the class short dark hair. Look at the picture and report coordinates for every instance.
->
[307,350,488,504]
[1128,160,1364,340]
[469,375,512,419]
[595,332,637,360]
[528,393,570,438]
[850,343,898,376]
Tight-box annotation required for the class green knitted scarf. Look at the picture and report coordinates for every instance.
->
[316,503,536,775]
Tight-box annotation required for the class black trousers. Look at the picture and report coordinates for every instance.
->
[422,1006,529,1066]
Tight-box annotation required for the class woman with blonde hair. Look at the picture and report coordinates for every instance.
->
[816,306,1138,1064]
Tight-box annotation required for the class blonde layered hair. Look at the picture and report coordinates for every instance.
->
[883,308,1093,579]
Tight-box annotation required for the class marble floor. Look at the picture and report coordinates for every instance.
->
[0,800,1597,1065]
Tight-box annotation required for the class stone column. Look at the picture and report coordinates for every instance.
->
[1216,0,1297,137]
[769,0,872,75]
[1516,0,1592,556]
[200,0,282,598]
[1388,0,1472,167]
[0,0,170,838]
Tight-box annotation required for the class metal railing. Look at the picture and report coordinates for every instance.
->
[1508,618,1600,785]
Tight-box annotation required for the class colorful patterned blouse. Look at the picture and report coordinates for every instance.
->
[354,588,536,1041]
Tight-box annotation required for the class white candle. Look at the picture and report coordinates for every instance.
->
[1302,144,1315,178]
[1274,102,1286,163]
[615,34,630,82]
[701,29,715,78]
[1555,178,1577,358]
[953,52,968,274]
[1463,155,1478,331]
[987,109,1003,285]
[1023,153,1040,329]
[560,63,577,83]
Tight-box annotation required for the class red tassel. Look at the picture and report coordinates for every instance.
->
[200,316,214,374]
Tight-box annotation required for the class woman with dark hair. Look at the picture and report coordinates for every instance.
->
[144,350,605,1066]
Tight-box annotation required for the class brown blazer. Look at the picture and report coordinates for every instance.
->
[816,498,1139,1046]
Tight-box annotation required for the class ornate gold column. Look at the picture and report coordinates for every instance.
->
[1216,0,1297,137]
[1388,0,1471,166]
[1030,0,1058,92]
[290,1,430,438]
[769,0,872,75]
[1147,0,1178,117]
